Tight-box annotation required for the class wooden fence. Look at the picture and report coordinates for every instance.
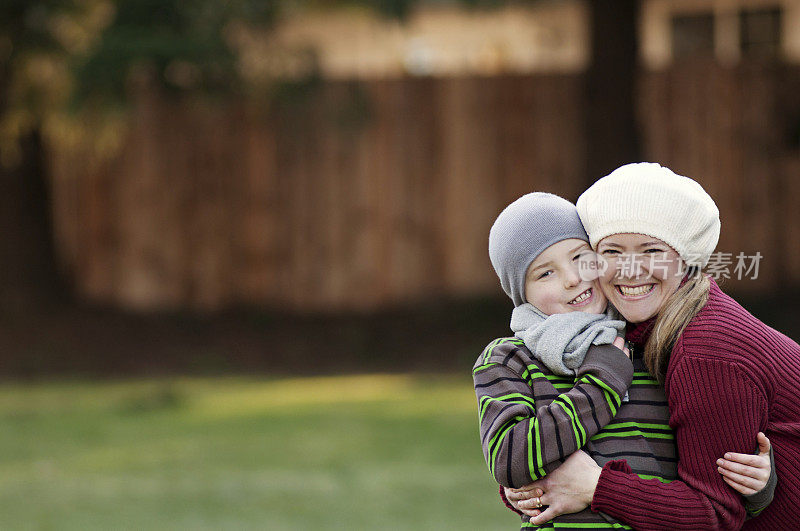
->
[49,74,587,311]
[639,60,800,292]
[48,62,800,312]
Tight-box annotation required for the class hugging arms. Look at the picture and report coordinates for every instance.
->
[478,163,798,529]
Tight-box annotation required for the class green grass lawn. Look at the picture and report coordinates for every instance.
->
[0,374,515,530]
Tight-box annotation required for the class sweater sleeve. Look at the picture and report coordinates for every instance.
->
[591,355,769,530]
[474,343,633,488]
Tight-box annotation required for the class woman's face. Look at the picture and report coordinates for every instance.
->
[596,233,684,323]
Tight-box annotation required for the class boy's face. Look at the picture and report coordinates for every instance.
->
[524,239,607,315]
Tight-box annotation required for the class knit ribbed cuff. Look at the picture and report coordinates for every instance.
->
[590,460,633,514]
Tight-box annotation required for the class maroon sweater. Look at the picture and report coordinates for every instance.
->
[591,278,800,530]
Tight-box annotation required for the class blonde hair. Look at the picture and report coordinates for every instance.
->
[644,270,710,384]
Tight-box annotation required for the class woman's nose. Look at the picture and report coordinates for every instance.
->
[615,253,646,279]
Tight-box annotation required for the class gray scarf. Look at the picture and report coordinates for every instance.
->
[510,304,625,376]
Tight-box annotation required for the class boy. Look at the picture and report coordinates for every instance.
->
[474,192,774,528]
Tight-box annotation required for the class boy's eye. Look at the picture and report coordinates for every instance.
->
[537,270,552,280]
[644,248,665,254]
[601,249,620,256]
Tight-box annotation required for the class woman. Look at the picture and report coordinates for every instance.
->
[506,163,800,530]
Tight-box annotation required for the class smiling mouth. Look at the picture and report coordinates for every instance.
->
[568,288,593,306]
[616,284,656,298]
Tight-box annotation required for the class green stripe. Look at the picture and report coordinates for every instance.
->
[481,338,504,363]
[544,374,575,383]
[527,416,534,478]
[472,362,499,375]
[479,337,523,364]
[631,371,658,385]
[525,365,547,381]
[487,415,526,478]
[604,421,671,431]
[529,418,546,479]
[478,393,534,420]
[636,474,673,483]
[558,394,585,446]
[583,374,620,416]
[487,415,523,458]
[520,366,547,386]
[591,430,675,441]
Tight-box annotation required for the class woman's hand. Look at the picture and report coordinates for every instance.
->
[717,432,772,495]
[504,484,544,518]
[512,450,603,525]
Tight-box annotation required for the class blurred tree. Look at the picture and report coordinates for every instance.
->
[0,0,278,312]
[0,0,97,311]
[71,0,276,105]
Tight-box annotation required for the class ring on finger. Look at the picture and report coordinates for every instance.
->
[534,496,541,508]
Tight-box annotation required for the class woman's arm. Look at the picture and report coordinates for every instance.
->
[521,355,768,530]
[514,430,774,526]
[473,339,632,488]
[592,356,768,530]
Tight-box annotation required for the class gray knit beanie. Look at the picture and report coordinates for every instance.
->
[489,192,589,307]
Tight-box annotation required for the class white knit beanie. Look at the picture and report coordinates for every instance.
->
[576,163,720,268]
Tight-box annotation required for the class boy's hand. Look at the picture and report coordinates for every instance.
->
[716,432,771,495]
[612,336,630,358]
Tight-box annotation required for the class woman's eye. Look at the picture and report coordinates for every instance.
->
[601,249,620,256]
[538,271,552,280]
[644,248,665,254]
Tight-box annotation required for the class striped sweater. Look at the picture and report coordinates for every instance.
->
[591,278,800,530]
[474,337,677,529]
